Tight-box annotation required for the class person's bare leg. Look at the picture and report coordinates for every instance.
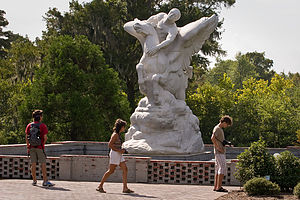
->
[214,173,219,190]
[119,162,129,191]
[217,174,224,189]
[31,163,37,182]
[41,163,47,182]
[98,164,117,190]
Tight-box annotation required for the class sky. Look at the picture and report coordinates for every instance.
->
[219,0,300,74]
[2,0,300,74]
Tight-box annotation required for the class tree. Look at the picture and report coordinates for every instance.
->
[257,75,298,147]
[0,10,13,58]
[43,0,235,112]
[205,59,236,86]
[19,35,130,142]
[188,63,299,147]
[244,52,275,81]
[228,75,298,147]
[0,76,29,144]
[232,53,259,89]
[186,73,234,143]
[205,53,298,147]
[0,36,39,144]
[229,78,267,146]
[8,37,40,83]
[206,52,275,89]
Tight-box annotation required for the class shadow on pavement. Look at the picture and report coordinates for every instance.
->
[106,193,158,199]
[123,193,158,198]
[36,185,71,191]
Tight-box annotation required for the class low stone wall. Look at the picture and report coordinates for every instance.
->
[0,155,59,179]
[0,142,299,186]
[59,155,149,183]
[0,154,240,185]
[147,159,240,186]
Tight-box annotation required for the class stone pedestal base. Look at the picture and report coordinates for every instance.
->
[123,97,204,155]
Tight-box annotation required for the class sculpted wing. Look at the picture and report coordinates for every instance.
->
[176,14,218,70]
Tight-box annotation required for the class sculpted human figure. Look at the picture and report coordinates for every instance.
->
[146,8,181,56]
[126,8,181,101]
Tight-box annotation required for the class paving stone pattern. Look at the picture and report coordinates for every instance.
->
[0,179,240,200]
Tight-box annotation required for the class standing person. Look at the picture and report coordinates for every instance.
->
[96,119,134,193]
[211,115,233,192]
[25,109,54,187]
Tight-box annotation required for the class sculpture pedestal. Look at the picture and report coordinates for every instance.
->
[123,97,204,155]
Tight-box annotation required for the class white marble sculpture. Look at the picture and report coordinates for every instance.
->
[123,8,218,154]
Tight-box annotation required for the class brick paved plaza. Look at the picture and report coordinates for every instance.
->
[0,179,240,200]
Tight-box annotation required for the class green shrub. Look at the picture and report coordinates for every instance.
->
[294,182,300,198]
[234,138,276,184]
[274,151,300,191]
[244,177,280,196]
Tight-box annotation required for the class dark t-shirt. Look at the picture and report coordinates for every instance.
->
[25,121,48,149]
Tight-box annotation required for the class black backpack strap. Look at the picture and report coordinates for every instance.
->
[30,122,41,128]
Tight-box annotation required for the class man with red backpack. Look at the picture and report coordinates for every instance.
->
[25,109,54,187]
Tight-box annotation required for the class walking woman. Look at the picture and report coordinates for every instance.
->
[96,119,134,193]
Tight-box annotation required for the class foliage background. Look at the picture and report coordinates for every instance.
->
[0,0,299,147]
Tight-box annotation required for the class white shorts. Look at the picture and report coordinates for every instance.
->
[109,150,125,165]
[215,154,226,175]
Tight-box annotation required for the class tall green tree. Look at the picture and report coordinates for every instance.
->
[232,53,259,89]
[244,52,275,81]
[8,37,40,83]
[187,62,299,147]
[206,51,275,89]
[187,73,234,143]
[230,78,269,146]
[0,36,39,144]
[0,10,13,58]
[19,35,130,142]
[43,0,235,112]
[229,75,298,147]
[0,80,28,144]
[257,75,298,147]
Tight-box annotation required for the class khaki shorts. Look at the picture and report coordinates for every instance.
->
[215,153,226,175]
[30,148,46,163]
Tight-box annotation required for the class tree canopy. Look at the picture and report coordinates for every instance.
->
[0,1,299,148]
[19,35,130,141]
[0,10,13,58]
[43,0,235,111]
[187,53,299,147]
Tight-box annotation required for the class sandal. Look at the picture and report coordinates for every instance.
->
[96,187,106,193]
[123,189,134,193]
[216,187,228,192]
